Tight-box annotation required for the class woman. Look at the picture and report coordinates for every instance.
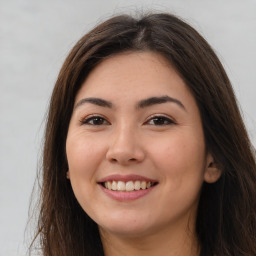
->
[30,13,256,255]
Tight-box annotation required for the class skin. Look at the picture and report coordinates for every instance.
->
[66,51,221,256]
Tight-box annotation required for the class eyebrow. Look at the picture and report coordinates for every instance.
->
[75,95,186,111]
[75,97,112,109]
[136,95,186,110]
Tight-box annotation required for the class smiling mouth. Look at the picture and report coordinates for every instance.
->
[101,180,158,192]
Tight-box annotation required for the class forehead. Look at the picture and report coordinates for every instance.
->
[75,51,195,108]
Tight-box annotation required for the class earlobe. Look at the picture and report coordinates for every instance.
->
[204,154,222,183]
[66,170,70,179]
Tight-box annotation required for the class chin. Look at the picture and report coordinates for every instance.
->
[97,215,153,238]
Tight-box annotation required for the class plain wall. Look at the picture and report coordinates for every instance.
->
[0,0,255,255]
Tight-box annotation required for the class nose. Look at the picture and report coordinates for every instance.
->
[106,125,145,165]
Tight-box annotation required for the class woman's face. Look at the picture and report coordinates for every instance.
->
[66,51,219,238]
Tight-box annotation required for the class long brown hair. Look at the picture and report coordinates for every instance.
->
[30,13,256,256]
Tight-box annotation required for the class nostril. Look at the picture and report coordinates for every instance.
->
[106,146,145,164]
[109,157,138,164]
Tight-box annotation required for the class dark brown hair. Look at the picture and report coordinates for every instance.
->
[30,13,256,256]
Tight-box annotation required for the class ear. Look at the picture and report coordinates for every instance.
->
[204,153,222,183]
[66,170,70,179]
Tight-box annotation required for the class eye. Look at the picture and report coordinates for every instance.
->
[80,115,110,126]
[145,115,176,126]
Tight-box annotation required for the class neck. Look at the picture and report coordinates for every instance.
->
[100,222,200,256]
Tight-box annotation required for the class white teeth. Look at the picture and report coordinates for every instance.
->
[141,181,146,190]
[126,181,134,191]
[134,181,141,190]
[107,181,111,190]
[117,181,125,191]
[104,180,155,191]
[112,181,117,190]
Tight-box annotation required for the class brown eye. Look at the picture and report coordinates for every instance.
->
[81,116,109,125]
[146,116,175,126]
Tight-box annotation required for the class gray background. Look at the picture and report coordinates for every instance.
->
[0,0,255,255]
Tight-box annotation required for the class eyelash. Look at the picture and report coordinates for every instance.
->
[80,115,110,126]
[80,115,176,126]
[144,115,176,126]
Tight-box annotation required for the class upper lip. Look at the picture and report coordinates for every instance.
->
[98,174,158,183]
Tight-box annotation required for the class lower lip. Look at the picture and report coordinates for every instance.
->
[100,185,156,201]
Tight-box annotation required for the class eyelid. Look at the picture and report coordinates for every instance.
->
[79,114,110,125]
[144,114,177,125]
[79,113,176,126]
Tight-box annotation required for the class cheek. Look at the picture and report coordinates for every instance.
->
[66,134,106,210]
[148,132,206,186]
[66,132,106,180]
